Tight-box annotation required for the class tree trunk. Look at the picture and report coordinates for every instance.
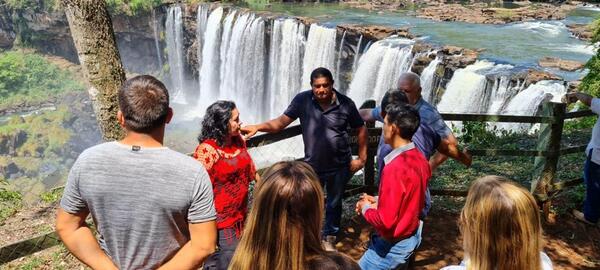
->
[60,0,126,140]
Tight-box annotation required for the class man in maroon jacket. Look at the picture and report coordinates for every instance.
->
[356,103,431,270]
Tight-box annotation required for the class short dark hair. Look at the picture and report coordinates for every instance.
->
[385,103,420,140]
[118,75,170,133]
[198,100,236,147]
[381,88,409,115]
[309,67,334,86]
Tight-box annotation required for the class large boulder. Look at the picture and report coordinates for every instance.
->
[538,57,585,72]
[336,24,413,41]
[567,24,593,41]
[525,69,562,85]
[417,3,575,24]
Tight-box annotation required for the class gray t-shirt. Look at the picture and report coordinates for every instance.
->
[60,142,217,270]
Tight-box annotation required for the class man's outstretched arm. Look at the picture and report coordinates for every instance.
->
[241,114,294,139]
[158,220,217,270]
[56,208,118,270]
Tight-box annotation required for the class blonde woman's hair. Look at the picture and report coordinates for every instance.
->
[460,176,544,270]
[229,161,325,270]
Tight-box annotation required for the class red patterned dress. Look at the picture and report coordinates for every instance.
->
[193,135,256,236]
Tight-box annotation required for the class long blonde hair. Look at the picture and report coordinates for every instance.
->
[229,161,325,270]
[460,176,544,270]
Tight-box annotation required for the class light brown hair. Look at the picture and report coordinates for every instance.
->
[460,176,544,270]
[229,161,325,270]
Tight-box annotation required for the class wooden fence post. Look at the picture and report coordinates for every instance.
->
[359,100,377,194]
[532,102,566,221]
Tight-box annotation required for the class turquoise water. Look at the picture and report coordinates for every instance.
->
[247,3,598,81]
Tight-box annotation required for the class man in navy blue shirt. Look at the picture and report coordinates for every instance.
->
[242,68,368,250]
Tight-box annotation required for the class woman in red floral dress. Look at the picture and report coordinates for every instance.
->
[193,101,258,270]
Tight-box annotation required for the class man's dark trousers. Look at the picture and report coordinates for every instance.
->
[318,166,351,237]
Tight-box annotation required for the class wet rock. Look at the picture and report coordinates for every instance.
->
[567,23,593,41]
[538,57,585,72]
[417,3,575,24]
[336,24,413,41]
[525,69,562,85]
[440,46,479,70]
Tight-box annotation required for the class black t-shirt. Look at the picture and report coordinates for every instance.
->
[284,90,364,173]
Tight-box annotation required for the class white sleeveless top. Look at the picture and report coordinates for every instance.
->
[440,252,553,270]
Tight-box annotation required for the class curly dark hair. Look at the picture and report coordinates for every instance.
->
[198,100,237,147]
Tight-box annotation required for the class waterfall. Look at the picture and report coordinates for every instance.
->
[420,56,441,103]
[151,9,163,72]
[165,6,186,104]
[335,31,346,84]
[494,81,566,133]
[486,76,526,114]
[437,61,512,114]
[197,5,210,46]
[302,24,337,89]
[352,35,363,73]
[347,38,415,104]
[219,14,267,123]
[268,19,305,118]
[196,5,209,77]
[219,10,237,86]
[198,7,224,109]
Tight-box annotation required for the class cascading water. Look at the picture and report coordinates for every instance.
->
[437,61,513,114]
[198,7,224,110]
[219,14,267,123]
[336,31,346,84]
[347,38,415,104]
[196,4,210,78]
[165,6,186,104]
[302,24,337,89]
[352,35,363,73]
[151,9,163,72]
[196,5,210,46]
[420,55,441,103]
[486,76,526,114]
[268,19,305,118]
[494,81,566,133]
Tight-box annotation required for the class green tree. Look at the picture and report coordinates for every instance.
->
[580,20,600,97]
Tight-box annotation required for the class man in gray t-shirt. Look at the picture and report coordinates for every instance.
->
[57,75,217,270]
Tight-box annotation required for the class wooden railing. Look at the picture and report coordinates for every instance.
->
[247,101,593,219]
[1,101,594,264]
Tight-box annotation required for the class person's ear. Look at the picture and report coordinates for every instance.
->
[117,110,126,128]
[165,107,174,124]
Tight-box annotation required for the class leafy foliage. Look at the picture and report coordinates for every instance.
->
[0,51,84,110]
[105,0,163,15]
[580,18,600,97]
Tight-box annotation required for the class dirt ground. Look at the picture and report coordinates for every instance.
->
[1,202,599,269]
[337,209,600,269]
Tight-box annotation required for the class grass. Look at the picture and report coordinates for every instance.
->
[0,185,23,223]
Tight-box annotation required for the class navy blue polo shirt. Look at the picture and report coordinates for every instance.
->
[284,90,364,173]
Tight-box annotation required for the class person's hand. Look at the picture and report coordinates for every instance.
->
[349,159,365,174]
[355,199,367,215]
[240,125,259,140]
[461,148,472,168]
[360,193,376,204]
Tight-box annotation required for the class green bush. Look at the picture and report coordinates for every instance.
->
[580,18,600,97]
[106,0,163,15]
[0,185,22,222]
[0,51,85,110]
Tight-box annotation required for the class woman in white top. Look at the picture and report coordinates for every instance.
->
[441,176,553,270]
